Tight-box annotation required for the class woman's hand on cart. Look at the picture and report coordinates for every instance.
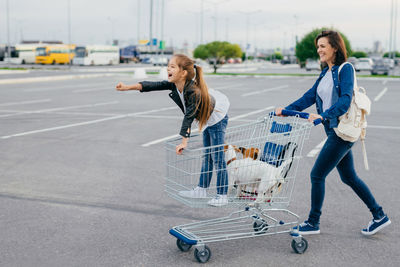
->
[307,113,323,124]
[273,108,322,125]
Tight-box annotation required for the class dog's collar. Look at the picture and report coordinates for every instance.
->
[226,157,237,165]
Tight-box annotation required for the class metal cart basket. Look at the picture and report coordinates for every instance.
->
[166,111,319,263]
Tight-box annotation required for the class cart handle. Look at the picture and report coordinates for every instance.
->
[272,109,322,125]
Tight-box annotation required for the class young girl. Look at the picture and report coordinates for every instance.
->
[115,54,230,206]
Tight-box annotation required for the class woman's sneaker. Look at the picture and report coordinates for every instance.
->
[361,215,391,236]
[178,186,207,198]
[292,221,320,235]
[207,194,228,207]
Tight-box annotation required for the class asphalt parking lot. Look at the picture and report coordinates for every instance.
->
[0,70,399,266]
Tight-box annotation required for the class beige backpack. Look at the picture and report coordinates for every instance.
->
[334,62,371,170]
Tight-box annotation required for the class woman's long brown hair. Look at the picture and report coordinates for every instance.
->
[173,54,212,130]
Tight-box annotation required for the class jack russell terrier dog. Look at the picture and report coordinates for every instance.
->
[224,144,292,203]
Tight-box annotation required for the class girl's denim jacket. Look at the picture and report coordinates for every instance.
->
[285,63,355,128]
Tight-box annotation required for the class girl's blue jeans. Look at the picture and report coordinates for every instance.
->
[199,115,229,195]
[308,124,384,226]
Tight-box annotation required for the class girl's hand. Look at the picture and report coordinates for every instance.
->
[176,143,187,155]
[176,137,188,155]
[116,82,129,91]
[308,113,323,123]
[275,107,284,116]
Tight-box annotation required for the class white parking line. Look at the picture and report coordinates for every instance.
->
[368,124,400,130]
[374,87,387,102]
[0,106,177,140]
[0,101,119,118]
[241,85,289,97]
[213,84,246,90]
[0,99,51,107]
[382,80,387,85]
[73,87,112,93]
[307,138,327,157]
[141,106,275,147]
[24,82,115,92]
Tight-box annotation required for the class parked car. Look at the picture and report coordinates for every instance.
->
[355,58,373,71]
[153,56,169,66]
[347,57,358,66]
[371,59,390,75]
[305,59,320,71]
[383,58,395,69]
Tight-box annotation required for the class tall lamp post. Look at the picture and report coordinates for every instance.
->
[67,0,72,66]
[6,0,10,66]
[239,9,261,62]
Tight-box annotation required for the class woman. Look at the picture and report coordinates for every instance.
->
[116,54,230,207]
[276,30,390,235]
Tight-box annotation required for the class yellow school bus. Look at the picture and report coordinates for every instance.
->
[35,44,76,64]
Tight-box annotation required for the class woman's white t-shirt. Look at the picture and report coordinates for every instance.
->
[317,70,334,112]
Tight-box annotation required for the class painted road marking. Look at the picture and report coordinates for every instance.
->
[0,106,177,140]
[307,138,327,157]
[0,99,51,107]
[374,87,387,102]
[241,85,289,97]
[141,106,275,147]
[0,101,119,118]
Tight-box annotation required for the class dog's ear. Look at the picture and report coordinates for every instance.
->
[252,148,259,160]
[234,146,242,153]
[239,146,246,154]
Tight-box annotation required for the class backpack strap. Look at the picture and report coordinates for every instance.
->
[338,62,358,89]
[339,62,369,171]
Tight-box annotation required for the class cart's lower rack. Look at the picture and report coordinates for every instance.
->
[169,207,309,263]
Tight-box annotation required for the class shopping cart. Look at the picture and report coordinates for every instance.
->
[166,110,321,263]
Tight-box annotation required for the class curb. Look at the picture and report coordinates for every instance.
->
[0,73,123,85]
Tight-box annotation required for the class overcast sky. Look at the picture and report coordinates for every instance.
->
[0,0,397,51]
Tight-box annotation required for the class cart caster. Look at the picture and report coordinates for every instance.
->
[194,245,211,263]
[253,220,269,234]
[176,239,192,252]
[291,237,308,254]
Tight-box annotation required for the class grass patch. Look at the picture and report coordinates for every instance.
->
[0,67,27,70]
[206,72,400,78]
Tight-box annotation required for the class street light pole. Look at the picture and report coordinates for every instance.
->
[149,0,153,53]
[200,0,204,44]
[67,0,71,66]
[137,0,141,44]
[161,0,165,56]
[6,0,10,66]
[239,10,261,62]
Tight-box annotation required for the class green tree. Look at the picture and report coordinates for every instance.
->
[295,28,352,66]
[351,51,367,58]
[383,51,400,57]
[193,41,242,73]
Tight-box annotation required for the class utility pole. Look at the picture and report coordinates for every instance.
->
[67,0,72,66]
[239,10,261,62]
[200,0,204,44]
[137,0,140,44]
[149,0,153,53]
[161,0,165,56]
[6,0,10,65]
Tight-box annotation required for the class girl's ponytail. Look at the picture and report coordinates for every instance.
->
[173,54,212,130]
[194,65,212,130]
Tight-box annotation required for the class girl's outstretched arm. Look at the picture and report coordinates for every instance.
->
[115,82,142,91]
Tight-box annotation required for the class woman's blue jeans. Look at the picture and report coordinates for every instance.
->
[198,115,229,195]
[308,124,384,226]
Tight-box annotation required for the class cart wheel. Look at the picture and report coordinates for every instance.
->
[291,237,308,254]
[176,239,192,252]
[194,246,211,263]
[253,221,269,234]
